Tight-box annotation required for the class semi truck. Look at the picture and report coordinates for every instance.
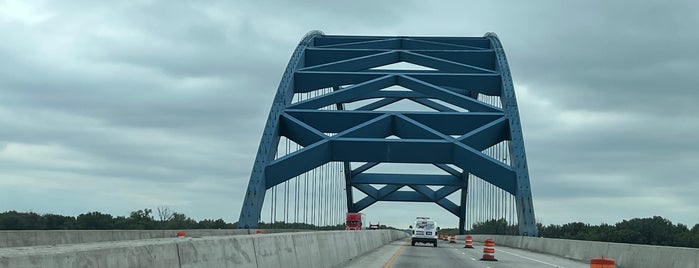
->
[345,213,366,230]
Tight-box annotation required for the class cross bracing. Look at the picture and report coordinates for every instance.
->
[238,31,537,236]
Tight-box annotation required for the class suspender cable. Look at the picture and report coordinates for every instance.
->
[311,163,316,226]
[331,163,335,226]
[304,164,308,224]
[464,174,473,230]
[495,145,500,221]
[284,139,289,223]
[491,183,495,222]
[477,176,481,224]
[316,162,320,227]
[336,162,340,225]
[294,141,300,223]
[272,145,279,224]
[325,163,329,226]
[323,164,332,225]
[321,163,326,226]
[331,163,335,225]
[478,176,481,224]
[465,174,473,230]
[318,164,322,227]
[337,162,341,225]
[293,95,299,223]
[479,176,483,224]
[327,163,331,226]
[469,174,473,230]
[303,91,308,224]
[338,162,341,225]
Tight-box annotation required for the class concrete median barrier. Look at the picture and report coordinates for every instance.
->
[0,229,309,248]
[469,234,699,268]
[0,230,409,268]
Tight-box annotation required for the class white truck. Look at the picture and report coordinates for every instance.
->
[409,217,438,247]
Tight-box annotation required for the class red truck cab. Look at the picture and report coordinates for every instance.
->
[345,213,365,230]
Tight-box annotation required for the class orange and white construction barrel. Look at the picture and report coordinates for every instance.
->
[464,235,474,248]
[480,239,497,261]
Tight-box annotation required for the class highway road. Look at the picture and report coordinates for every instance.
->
[344,237,590,268]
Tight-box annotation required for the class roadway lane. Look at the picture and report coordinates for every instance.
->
[343,238,590,268]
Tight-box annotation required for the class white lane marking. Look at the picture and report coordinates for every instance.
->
[470,258,476,261]
[496,248,566,268]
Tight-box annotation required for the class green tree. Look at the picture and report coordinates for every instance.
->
[76,212,114,229]
[43,214,76,229]
[127,209,156,229]
[467,218,516,235]
[163,213,197,229]
[197,218,228,229]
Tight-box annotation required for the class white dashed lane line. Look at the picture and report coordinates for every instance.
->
[497,248,567,268]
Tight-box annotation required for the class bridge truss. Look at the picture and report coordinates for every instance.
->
[238,31,538,236]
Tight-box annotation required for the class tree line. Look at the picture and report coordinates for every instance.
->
[6,209,695,249]
[0,209,350,230]
[0,209,234,230]
[468,216,699,248]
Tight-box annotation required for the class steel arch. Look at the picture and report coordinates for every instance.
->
[238,31,537,236]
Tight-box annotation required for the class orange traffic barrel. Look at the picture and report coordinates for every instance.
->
[176,231,185,237]
[480,239,498,261]
[590,257,615,268]
[449,234,456,243]
[464,235,474,248]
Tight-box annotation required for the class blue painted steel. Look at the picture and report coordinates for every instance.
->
[238,31,538,236]
[486,32,538,236]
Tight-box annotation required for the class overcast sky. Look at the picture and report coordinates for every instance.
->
[1,0,698,229]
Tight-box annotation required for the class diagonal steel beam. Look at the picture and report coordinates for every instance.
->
[458,117,509,151]
[288,75,396,109]
[357,97,400,111]
[305,48,388,66]
[398,75,502,113]
[265,141,331,189]
[352,173,462,186]
[279,113,327,147]
[401,51,497,74]
[452,143,516,194]
[299,51,399,72]
[316,38,401,49]
[402,38,487,50]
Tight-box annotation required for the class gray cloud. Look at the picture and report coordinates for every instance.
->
[1,1,698,228]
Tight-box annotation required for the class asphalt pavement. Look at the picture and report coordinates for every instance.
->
[343,237,590,268]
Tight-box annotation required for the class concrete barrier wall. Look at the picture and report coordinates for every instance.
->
[0,230,408,268]
[0,229,303,248]
[469,235,699,268]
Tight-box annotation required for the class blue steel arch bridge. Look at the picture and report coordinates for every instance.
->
[238,31,537,236]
